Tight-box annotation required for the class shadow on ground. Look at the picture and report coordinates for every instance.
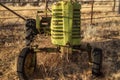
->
[30,38,120,80]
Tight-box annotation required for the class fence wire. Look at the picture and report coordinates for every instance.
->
[0,0,120,26]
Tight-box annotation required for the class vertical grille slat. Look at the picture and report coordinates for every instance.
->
[72,9,80,38]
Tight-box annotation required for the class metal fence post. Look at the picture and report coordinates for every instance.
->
[113,0,116,12]
[91,0,94,25]
[119,0,120,14]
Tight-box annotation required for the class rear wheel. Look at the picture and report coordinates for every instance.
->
[17,47,36,80]
[92,48,102,76]
[25,19,38,46]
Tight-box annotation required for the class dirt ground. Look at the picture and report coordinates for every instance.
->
[0,2,120,80]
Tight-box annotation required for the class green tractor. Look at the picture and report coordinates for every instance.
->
[0,0,102,80]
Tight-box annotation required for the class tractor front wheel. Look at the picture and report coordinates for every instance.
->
[17,47,36,80]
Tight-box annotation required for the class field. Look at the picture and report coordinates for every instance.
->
[0,1,120,80]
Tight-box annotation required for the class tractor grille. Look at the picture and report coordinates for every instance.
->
[52,9,63,39]
[51,1,81,46]
[72,9,81,39]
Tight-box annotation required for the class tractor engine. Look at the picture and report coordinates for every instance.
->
[51,1,81,46]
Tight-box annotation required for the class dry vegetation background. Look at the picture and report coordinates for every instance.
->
[0,1,120,80]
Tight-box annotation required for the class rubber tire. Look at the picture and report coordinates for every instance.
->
[25,19,38,46]
[17,47,36,80]
[25,28,33,46]
[92,48,102,77]
[26,19,38,35]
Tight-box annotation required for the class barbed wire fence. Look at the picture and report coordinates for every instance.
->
[0,0,120,27]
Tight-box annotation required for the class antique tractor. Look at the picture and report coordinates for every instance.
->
[0,0,102,80]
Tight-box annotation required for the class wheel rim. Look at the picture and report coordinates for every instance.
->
[24,52,36,78]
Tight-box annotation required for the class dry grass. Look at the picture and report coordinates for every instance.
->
[0,2,120,80]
